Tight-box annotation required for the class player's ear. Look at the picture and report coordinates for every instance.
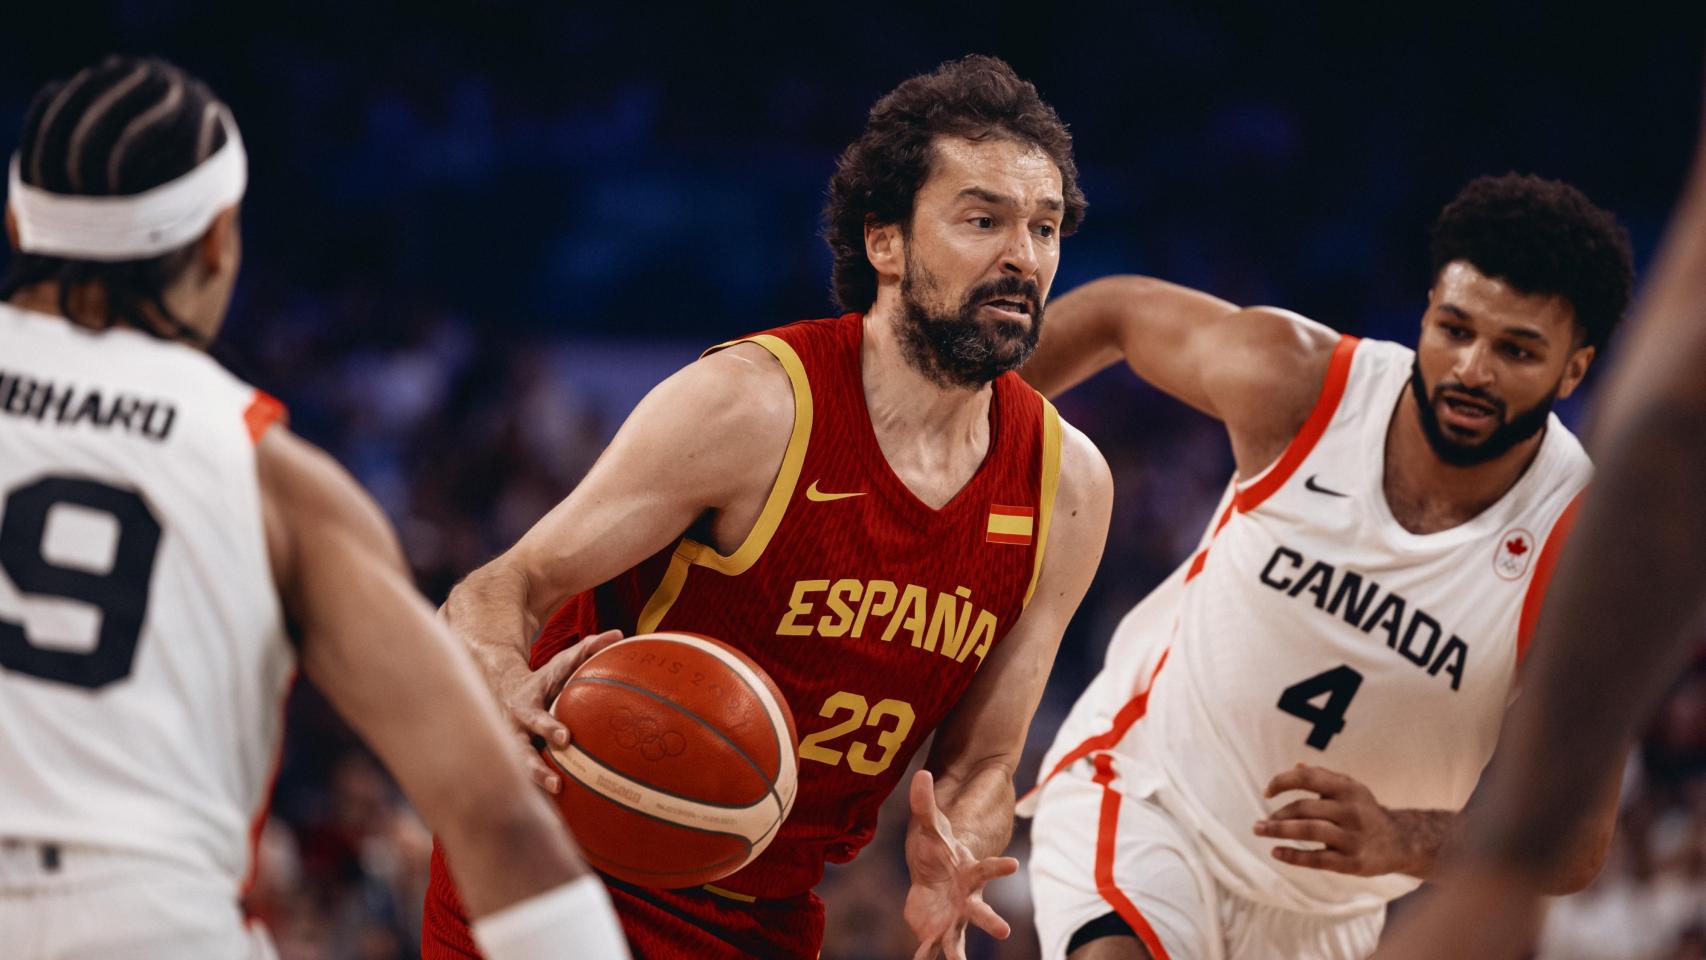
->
[198,205,240,278]
[1556,343,1595,399]
[864,215,904,284]
[4,205,18,253]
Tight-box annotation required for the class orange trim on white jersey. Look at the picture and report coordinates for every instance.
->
[1091,754,1174,960]
[1182,335,1359,585]
[243,389,286,444]
[1022,648,1170,808]
[1234,334,1360,514]
[1516,489,1587,664]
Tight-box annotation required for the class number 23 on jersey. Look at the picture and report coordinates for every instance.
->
[797,690,916,776]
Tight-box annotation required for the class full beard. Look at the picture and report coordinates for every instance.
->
[1408,360,1555,468]
[895,253,1043,390]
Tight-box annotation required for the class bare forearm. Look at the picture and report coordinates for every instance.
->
[1388,809,1454,880]
[933,762,1017,860]
[443,560,544,685]
[1395,800,1608,893]
[436,791,589,917]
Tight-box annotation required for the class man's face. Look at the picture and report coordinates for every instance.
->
[1410,260,1593,467]
[893,136,1064,388]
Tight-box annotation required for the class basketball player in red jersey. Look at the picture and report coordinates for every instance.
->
[420,55,1113,960]
[1374,76,1706,960]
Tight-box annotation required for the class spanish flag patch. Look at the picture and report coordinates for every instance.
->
[986,504,1035,546]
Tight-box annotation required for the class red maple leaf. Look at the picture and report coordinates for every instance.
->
[1505,537,1530,556]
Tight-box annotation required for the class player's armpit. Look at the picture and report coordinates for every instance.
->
[1194,306,1341,479]
[257,428,588,919]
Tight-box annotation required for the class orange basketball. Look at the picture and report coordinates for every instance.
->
[542,632,799,888]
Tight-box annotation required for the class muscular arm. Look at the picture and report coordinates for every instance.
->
[442,344,793,768]
[1022,276,1340,475]
[922,423,1114,857]
[259,428,584,920]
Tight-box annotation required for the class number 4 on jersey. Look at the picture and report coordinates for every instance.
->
[1276,665,1363,750]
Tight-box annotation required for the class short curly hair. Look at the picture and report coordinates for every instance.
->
[822,55,1086,313]
[1429,174,1634,353]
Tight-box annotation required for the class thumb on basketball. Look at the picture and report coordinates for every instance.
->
[531,629,624,747]
[536,629,624,696]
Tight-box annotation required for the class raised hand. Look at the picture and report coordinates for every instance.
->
[495,628,624,793]
[902,769,1020,960]
[1254,763,1446,878]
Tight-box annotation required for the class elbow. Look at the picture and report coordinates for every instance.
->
[1544,860,1604,896]
[1540,831,1616,896]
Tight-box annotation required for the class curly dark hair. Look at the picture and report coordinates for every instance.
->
[1429,173,1634,353]
[0,55,232,344]
[822,55,1085,313]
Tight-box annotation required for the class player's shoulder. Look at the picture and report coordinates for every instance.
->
[1054,415,1114,526]
[679,338,798,432]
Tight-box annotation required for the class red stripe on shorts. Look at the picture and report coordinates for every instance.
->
[1091,754,1173,960]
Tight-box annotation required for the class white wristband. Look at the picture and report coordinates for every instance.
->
[471,875,631,960]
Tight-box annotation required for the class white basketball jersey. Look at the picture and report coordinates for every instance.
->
[1036,335,1589,915]
[0,303,293,895]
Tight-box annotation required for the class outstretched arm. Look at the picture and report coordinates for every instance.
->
[904,423,1113,960]
[1023,276,1340,476]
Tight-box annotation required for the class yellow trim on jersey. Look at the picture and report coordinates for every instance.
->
[636,540,696,634]
[701,883,758,903]
[633,333,814,631]
[1022,397,1063,609]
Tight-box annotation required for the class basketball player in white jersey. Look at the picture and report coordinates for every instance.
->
[0,57,628,959]
[1015,174,1637,960]
[1375,78,1706,960]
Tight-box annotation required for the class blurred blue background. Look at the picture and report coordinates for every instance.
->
[4,3,1705,957]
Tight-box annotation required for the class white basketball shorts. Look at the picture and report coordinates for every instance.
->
[1026,757,1384,960]
[0,840,277,960]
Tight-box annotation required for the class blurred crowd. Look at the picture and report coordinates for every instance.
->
[3,4,1704,958]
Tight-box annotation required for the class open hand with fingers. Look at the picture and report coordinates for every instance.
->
[1254,763,1440,878]
[903,770,1020,960]
[493,628,625,794]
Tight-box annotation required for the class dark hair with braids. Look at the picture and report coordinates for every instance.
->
[1,55,232,343]
[823,55,1085,313]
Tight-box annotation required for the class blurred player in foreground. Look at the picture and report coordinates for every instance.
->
[1015,174,1636,959]
[0,57,626,960]
[422,55,1112,960]
[1373,78,1706,960]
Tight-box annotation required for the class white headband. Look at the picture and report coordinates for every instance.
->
[6,110,246,262]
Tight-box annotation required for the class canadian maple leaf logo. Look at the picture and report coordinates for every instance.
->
[1505,537,1529,556]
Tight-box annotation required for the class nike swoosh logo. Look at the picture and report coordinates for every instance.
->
[1304,475,1350,498]
[805,480,866,502]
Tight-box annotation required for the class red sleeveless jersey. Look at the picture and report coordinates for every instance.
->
[540,313,1063,898]
[422,314,1066,957]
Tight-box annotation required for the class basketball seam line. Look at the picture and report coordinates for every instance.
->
[642,633,796,830]
[562,673,786,837]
